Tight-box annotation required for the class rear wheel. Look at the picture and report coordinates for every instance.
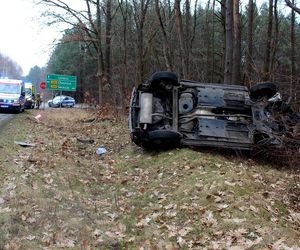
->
[148,71,179,90]
[250,82,277,101]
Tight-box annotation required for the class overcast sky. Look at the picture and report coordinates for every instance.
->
[0,0,79,76]
[0,1,53,75]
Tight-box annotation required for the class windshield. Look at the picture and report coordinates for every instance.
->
[53,96,65,103]
[0,83,20,94]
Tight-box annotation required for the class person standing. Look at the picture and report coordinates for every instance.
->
[36,93,42,109]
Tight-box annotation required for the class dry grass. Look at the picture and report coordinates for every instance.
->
[0,108,299,249]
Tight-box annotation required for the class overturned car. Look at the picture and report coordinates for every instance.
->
[129,71,299,150]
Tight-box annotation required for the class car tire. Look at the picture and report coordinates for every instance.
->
[250,82,277,101]
[142,130,181,149]
[149,71,179,88]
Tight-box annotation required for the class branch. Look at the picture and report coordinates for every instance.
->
[38,0,89,22]
[285,0,300,15]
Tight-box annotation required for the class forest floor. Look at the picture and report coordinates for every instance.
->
[0,108,299,249]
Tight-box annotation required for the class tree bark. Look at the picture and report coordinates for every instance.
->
[185,0,191,77]
[290,0,296,99]
[285,0,300,15]
[96,0,105,106]
[211,0,216,82]
[245,0,254,83]
[133,0,150,85]
[118,0,129,104]
[263,0,273,81]
[102,0,113,104]
[271,0,279,81]
[175,0,187,78]
[233,0,241,84]
[220,0,226,82]
[224,0,234,84]
[155,0,173,71]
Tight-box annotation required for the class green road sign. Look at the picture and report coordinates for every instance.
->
[46,74,77,91]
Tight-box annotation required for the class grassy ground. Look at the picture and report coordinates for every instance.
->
[0,108,299,249]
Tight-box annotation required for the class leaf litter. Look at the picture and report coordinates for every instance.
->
[0,108,299,249]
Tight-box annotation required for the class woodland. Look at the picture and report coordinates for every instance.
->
[1,0,300,109]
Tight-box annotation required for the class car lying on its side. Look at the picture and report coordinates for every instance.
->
[48,95,75,108]
[129,71,299,150]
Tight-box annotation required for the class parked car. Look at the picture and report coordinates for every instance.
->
[47,99,53,107]
[129,71,299,150]
[48,95,75,108]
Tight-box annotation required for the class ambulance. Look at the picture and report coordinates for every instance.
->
[0,79,26,113]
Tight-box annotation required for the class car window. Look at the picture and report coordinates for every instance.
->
[53,96,65,101]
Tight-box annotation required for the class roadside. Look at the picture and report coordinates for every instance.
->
[0,109,299,249]
[0,113,14,128]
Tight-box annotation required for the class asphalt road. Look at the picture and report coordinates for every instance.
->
[0,113,14,128]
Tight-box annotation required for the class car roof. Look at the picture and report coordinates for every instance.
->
[53,95,74,99]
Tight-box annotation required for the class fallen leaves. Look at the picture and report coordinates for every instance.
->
[0,109,299,249]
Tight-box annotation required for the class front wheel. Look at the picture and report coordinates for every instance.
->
[141,130,181,150]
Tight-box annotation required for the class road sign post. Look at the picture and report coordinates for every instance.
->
[46,74,77,91]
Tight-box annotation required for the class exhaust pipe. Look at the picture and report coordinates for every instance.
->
[139,92,153,124]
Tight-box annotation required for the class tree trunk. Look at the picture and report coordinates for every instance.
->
[118,0,129,107]
[285,0,300,15]
[220,0,226,83]
[104,0,112,104]
[185,0,191,77]
[205,0,211,82]
[271,0,279,82]
[245,0,253,84]
[290,0,296,99]
[155,0,173,71]
[263,0,273,81]
[133,0,150,85]
[96,0,105,106]
[211,0,216,82]
[233,0,241,84]
[224,0,233,84]
[175,0,187,78]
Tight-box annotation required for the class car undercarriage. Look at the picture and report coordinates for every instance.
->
[129,72,299,150]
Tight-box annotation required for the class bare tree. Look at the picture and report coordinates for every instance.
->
[290,0,296,99]
[104,0,113,99]
[0,53,23,78]
[285,0,300,15]
[132,0,151,85]
[118,0,130,100]
[271,0,279,81]
[155,0,173,71]
[263,0,273,80]
[245,0,254,83]
[185,0,192,77]
[37,0,116,106]
[174,0,187,78]
[224,0,233,84]
[233,0,241,83]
